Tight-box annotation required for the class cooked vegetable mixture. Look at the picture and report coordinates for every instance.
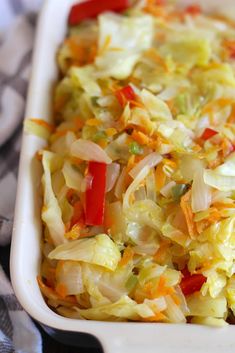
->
[33,0,235,325]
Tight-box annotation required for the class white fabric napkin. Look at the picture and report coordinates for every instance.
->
[0,1,42,352]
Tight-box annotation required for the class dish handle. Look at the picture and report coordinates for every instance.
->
[99,333,158,353]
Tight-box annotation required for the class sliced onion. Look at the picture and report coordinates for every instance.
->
[175,286,190,316]
[106,163,120,192]
[160,181,176,198]
[123,166,150,210]
[204,169,235,191]
[115,166,127,199]
[134,185,147,201]
[144,297,167,313]
[133,244,158,255]
[105,201,127,242]
[146,169,156,202]
[192,168,212,213]
[180,155,205,182]
[62,161,83,192]
[71,139,112,164]
[164,295,186,323]
[129,152,162,179]
[157,86,178,101]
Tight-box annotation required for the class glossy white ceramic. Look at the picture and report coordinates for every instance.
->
[11,1,235,352]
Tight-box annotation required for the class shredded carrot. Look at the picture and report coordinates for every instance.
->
[119,246,134,266]
[144,1,167,18]
[66,37,97,66]
[195,219,209,234]
[131,130,151,145]
[199,261,212,272]
[50,130,68,140]
[142,312,166,322]
[70,156,83,166]
[128,76,141,86]
[155,163,166,191]
[192,144,202,153]
[171,292,181,306]
[37,276,76,304]
[129,100,145,109]
[54,94,68,112]
[227,104,235,124]
[213,202,235,209]
[154,240,170,263]
[144,277,174,300]
[50,128,78,143]
[195,207,223,233]
[155,32,166,43]
[144,48,168,71]
[65,223,83,240]
[86,118,101,127]
[66,37,85,59]
[162,158,177,169]
[124,120,152,136]
[180,190,197,238]
[74,117,85,130]
[106,127,117,137]
[126,155,136,173]
[202,98,234,115]
[223,39,235,59]
[99,35,111,55]
[208,156,222,169]
[220,137,234,157]
[97,138,108,148]
[55,283,68,298]
[156,276,174,297]
[70,201,84,227]
[207,209,222,223]
[30,119,55,132]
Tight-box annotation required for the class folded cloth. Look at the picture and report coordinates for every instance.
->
[0,3,42,352]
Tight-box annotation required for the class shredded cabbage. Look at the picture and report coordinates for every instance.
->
[95,13,154,79]
[48,234,121,271]
[38,0,235,325]
[41,151,66,246]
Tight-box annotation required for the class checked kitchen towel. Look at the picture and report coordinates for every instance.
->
[0,1,42,352]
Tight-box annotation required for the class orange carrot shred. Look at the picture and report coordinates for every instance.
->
[180,190,197,238]
[119,246,134,266]
[55,283,68,298]
[131,130,151,145]
[30,119,55,132]
[155,163,166,191]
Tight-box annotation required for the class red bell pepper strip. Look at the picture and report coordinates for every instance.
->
[85,161,107,226]
[115,85,136,108]
[68,0,130,26]
[180,273,206,296]
[200,128,218,141]
[184,4,202,16]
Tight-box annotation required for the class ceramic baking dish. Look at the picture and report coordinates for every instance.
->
[10,0,235,352]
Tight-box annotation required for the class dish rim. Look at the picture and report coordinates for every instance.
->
[10,1,235,352]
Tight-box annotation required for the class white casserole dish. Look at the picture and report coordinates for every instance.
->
[10,0,235,352]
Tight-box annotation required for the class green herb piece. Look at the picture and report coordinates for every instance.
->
[129,141,143,155]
